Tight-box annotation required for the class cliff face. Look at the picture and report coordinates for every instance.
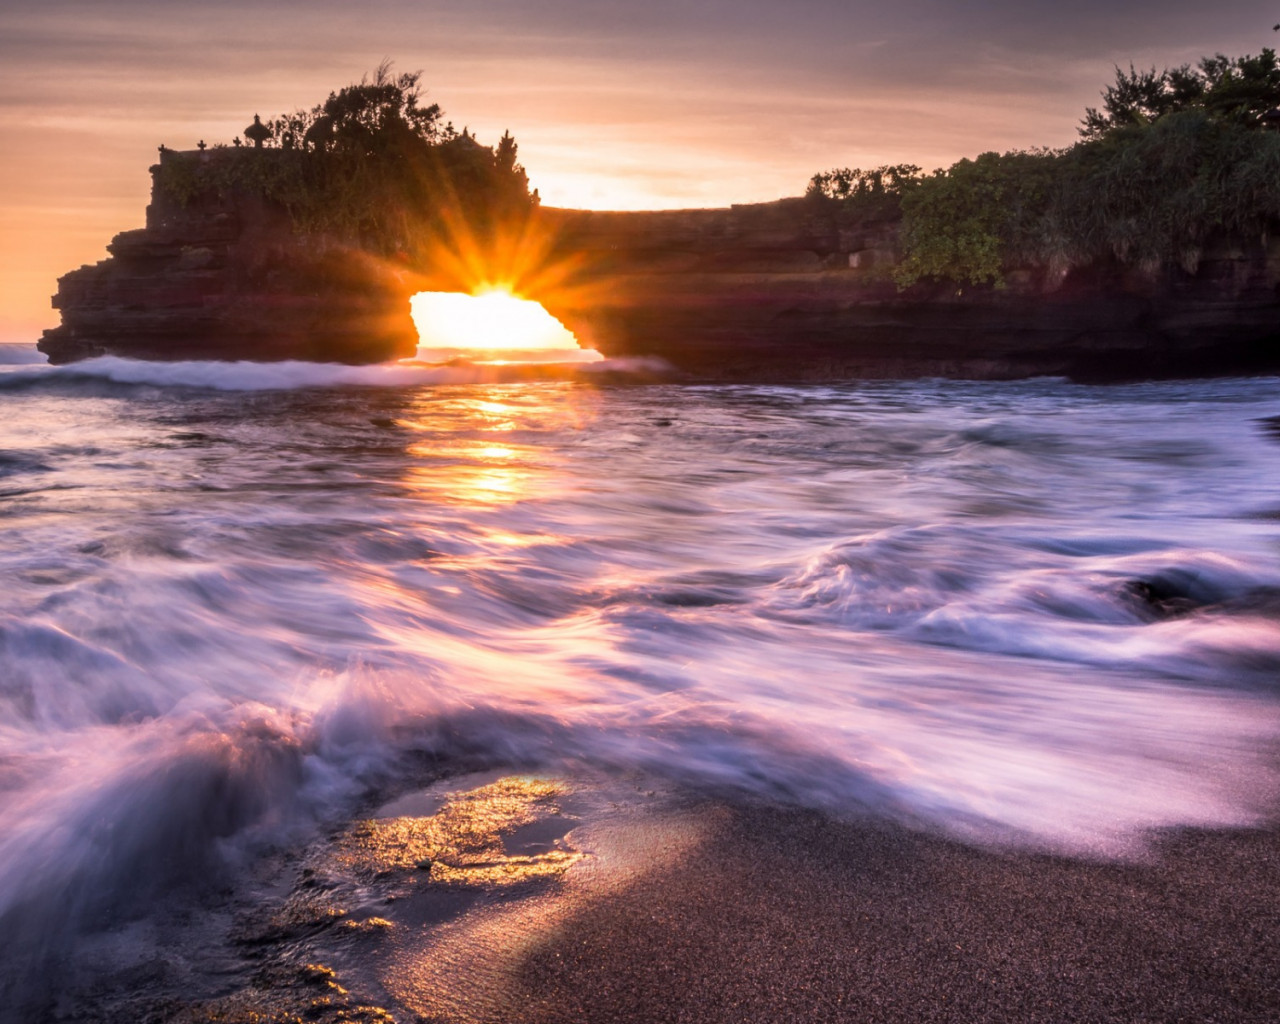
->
[39,150,420,365]
[39,155,1280,380]
[533,202,1280,381]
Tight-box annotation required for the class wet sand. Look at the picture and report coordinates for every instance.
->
[499,803,1280,1024]
[82,781,1280,1024]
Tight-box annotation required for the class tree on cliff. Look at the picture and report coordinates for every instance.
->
[1080,49,1280,139]
[269,61,445,155]
[893,150,1062,287]
[809,40,1280,289]
[156,64,535,261]
[805,165,921,220]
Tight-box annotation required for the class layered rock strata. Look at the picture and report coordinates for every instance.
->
[40,150,419,365]
[535,203,1280,381]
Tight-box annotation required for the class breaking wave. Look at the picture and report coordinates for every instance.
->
[0,354,670,393]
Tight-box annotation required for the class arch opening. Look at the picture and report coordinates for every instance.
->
[410,289,600,365]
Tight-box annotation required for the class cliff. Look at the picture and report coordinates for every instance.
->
[38,152,1280,380]
[534,203,1280,381]
[39,149,420,365]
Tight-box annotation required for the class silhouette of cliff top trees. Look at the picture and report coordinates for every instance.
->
[1080,49,1280,139]
[154,62,533,260]
[805,165,921,222]
[810,45,1280,288]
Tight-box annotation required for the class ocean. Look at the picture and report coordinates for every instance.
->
[1,343,1278,1018]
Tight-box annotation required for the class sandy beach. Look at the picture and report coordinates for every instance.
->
[112,775,1278,1024]
[508,803,1280,1024]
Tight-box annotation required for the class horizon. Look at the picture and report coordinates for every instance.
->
[2,0,1277,343]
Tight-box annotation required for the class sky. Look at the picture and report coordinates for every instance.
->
[2,0,1277,342]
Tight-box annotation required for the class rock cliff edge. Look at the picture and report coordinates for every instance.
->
[38,152,1280,381]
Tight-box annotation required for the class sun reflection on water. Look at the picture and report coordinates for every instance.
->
[397,387,596,508]
[403,437,531,506]
[334,777,582,888]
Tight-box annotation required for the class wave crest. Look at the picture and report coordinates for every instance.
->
[0,355,669,393]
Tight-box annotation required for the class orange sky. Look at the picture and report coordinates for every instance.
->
[2,1,1275,342]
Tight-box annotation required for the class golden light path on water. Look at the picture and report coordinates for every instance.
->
[400,389,590,509]
[410,289,602,365]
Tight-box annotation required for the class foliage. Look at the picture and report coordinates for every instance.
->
[806,164,921,220]
[267,61,446,155]
[154,155,201,206]
[1080,49,1280,139]
[1059,110,1280,269]
[893,151,1062,287]
[890,114,1280,288]
[810,41,1280,288]
[155,63,534,259]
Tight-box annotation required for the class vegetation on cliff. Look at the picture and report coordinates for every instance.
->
[810,47,1280,288]
[803,165,921,223]
[155,64,534,260]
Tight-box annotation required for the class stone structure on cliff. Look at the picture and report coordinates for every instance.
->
[39,149,1280,380]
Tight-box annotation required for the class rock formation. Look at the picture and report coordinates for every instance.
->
[39,151,1280,380]
[39,149,420,365]
[535,203,1280,381]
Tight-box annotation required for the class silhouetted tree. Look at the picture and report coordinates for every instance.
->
[155,64,536,261]
[808,42,1280,288]
[806,164,921,220]
[1081,49,1280,138]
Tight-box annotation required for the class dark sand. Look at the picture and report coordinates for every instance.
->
[500,803,1280,1024]
[66,783,1279,1024]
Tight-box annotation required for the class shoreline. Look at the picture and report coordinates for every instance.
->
[10,339,1280,388]
[65,777,1280,1024]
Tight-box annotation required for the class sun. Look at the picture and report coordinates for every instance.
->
[410,289,599,363]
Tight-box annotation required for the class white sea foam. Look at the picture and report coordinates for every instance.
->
[0,343,46,366]
[1,353,668,391]
[413,345,603,364]
[1,375,1279,971]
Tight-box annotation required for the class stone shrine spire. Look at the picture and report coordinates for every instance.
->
[244,114,272,149]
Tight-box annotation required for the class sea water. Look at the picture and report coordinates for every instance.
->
[1,346,1279,995]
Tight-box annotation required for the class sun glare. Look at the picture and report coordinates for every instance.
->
[411,289,600,364]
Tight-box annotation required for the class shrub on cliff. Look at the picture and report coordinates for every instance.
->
[806,165,922,222]
[814,43,1280,289]
[892,110,1280,287]
[155,63,534,259]
[893,150,1063,287]
[1058,108,1280,271]
[271,63,447,155]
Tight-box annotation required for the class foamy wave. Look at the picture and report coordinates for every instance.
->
[55,356,527,390]
[0,344,47,366]
[0,354,671,392]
